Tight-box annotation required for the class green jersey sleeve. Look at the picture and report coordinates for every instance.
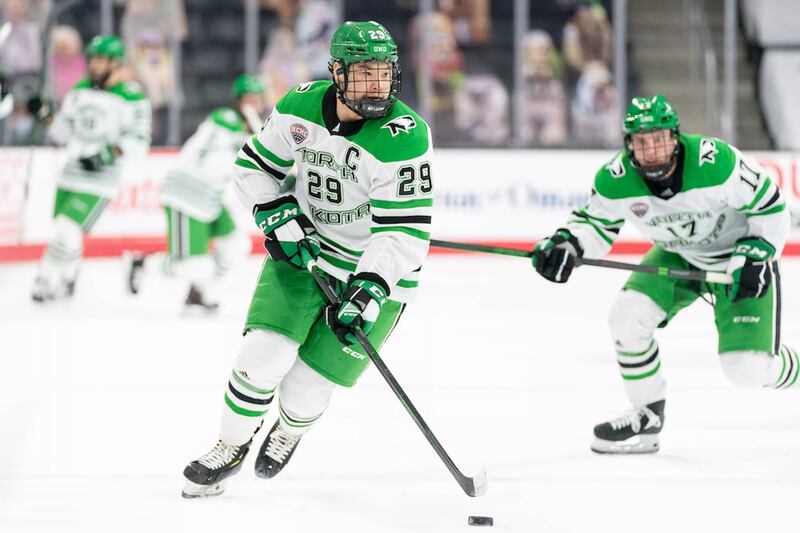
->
[565,153,628,258]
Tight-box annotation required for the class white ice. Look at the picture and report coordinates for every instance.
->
[1,254,799,533]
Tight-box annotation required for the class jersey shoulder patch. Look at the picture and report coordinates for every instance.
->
[274,80,330,127]
[209,107,247,132]
[605,151,626,178]
[680,133,736,190]
[381,115,418,137]
[698,138,718,166]
[351,101,430,163]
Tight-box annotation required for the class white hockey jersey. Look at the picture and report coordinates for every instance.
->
[161,108,251,221]
[566,134,790,271]
[49,78,151,197]
[234,81,434,302]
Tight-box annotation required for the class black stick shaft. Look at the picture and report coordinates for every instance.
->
[429,239,733,284]
[307,263,486,497]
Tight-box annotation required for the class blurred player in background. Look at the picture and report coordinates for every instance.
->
[31,35,151,303]
[181,20,433,498]
[124,75,266,312]
[532,95,796,454]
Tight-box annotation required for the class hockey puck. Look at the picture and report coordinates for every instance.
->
[468,516,493,527]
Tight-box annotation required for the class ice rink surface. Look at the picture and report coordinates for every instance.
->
[1,253,798,533]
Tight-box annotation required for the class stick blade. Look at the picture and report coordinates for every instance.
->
[464,465,488,497]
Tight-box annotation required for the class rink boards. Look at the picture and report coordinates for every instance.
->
[1,147,799,260]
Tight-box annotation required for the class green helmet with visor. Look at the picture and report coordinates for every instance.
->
[623,95,681,181]
[328,21,401,119]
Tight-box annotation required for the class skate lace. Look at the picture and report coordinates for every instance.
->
[197,440,239,470]
[265,427,300,464]
[608,406,659,433]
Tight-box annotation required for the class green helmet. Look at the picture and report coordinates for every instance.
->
[86,35,125,59]
[623,95,681,181]
[329,21,401,119]
[623,95,679,134]
[231,74,265,99]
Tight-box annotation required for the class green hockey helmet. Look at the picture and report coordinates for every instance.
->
[86,35,125,60]
[328,21,401,119]
[623,95,681,181]
[231,74,265,99]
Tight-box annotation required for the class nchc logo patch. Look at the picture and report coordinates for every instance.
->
[630,202,649,218]
[290,123,309,144]
[382,115,417,137]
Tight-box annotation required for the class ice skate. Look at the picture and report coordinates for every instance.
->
[254,420,302,479]
[122,251,145,295]
[184,284,219,313]
[31,275,76,303]
[182,439,252,498]
[591,400,665,454]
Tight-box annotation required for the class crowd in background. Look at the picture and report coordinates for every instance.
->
[0,0,621,148]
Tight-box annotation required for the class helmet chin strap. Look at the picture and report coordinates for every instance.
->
[639,161,676,181]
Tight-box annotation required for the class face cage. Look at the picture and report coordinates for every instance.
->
[88,56,119,89]
[331,60,401,119]
[624,128,680,181]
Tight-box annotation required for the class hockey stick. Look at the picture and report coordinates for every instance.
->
[429,239,734,284]
[304,258,488,497]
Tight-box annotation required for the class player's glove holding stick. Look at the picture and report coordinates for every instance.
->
[726,236,775,302]
[79,144,121,171]
[325,272,390,345]
[532,228,584,283]
[254,195,321,269]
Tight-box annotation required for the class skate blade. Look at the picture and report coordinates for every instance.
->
[181,478,227,499]
[591,434,659,455]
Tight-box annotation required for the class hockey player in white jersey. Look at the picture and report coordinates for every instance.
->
[532,95,796,454]
[181,21,433,497]
[32,35,151,302]
[124,75,265,311]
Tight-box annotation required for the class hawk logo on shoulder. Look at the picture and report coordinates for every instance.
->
[607,152,626,178]
[295,82,314,93]
[699,138,718,166]
[382,115,417,137]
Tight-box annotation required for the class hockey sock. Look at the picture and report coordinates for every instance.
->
[769,344,800,389]
[40,215,83,282]
[219,369,275,445]
[277,401,324,437]
[618,339,666,406]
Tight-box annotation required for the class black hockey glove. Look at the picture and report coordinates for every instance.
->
[254,195,320,269]
[325,272,389,345]
[26,95,53,121]
[726,237,775,302]
[532,228,583,283]
[79,144,119,171]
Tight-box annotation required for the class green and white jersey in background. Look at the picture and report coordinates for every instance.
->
[49,78,152,197]
[161,108,251,222]
[234,80,433,302]
[567,134,791,271]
